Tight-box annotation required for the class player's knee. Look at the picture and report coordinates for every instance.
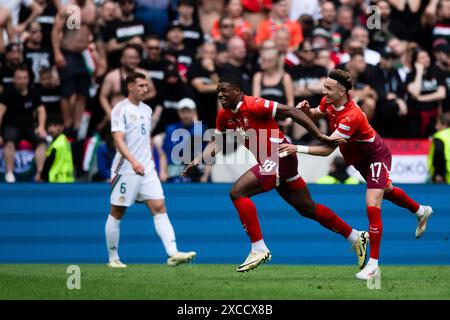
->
[229,188,244,201]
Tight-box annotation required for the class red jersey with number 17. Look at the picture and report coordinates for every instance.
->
[216,95,284,163]
[318,96,387,165]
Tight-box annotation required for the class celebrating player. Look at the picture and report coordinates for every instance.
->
[279,69,433,280]
[106,72,196,268]
[182,74,369,273]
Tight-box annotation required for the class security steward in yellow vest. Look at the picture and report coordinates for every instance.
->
[41,115,74,183]
[429,112,450,184]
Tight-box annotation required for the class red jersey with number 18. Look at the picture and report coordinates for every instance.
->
[216,95,284,163]
[318,96,388,165]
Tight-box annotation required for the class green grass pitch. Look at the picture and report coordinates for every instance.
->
[1,264,449,300]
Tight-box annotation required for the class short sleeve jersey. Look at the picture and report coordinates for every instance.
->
[110,98,153,175]
[216,95,284,163]
[319,96,377,164]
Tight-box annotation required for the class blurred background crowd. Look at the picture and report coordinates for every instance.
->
[0,0,450,184]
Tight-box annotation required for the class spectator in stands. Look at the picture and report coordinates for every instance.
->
[343,51,378,121]
[340,26,381,66]
[298,14,315,39]
[218,36,254,95]
[213,15,237,48]
[0,43,25,93]
[368,0,398,53]
[152,63,195,138]
[406,48,446,137]
[175,0,204,53]
[34,0,59,51]
[315,1,337,35]
[99,45,156,130]
[140,35,169,97]
[37,67,61,117]
[0,0,43,35]
[372,47,408,138]
[92,125,115,183]
[255,0,303,51]
[211,0,253,47]
[252,48,294,137]
[316,48,336,71]
[103,0,149,69]
[159,98,211,183]
[287,39,328,141]
[0,6,14,55]
[164,22,196,70]
[273,28,299,68]
[424,0,450,45]
[334,5,354,52]
[433,39,450,113]
[188,42,219,130]
[429,112,450,184]
[52,0,97,138]
[23,21,53,84]
[0,67,47,183]
[387,37,411,82]
[316,156,359,185]
[41,114,74,183]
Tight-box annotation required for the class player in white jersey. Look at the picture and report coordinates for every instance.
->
[106,72,196,268]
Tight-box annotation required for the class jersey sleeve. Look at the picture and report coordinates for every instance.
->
[318,97,327,113]
[334,113,362,140]
[111,105,126,132]
[248,97,278,119]
[215,109,226,134]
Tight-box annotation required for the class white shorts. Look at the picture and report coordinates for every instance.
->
[110,170,165,207]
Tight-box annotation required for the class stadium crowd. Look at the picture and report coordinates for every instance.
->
[0,0,449,183]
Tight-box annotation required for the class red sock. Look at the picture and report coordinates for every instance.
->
[313,203,352,238]
[232,197,263,242]
[383,187,420,213]
[367,206,382,259]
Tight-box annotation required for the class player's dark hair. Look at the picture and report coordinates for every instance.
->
[46,113,64,127]
[219,74,243,90]
[126,72,146,84]
[328,69,353,92]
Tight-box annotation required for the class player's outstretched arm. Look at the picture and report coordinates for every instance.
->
[279,131,344,158]
[180,133,220,178]
[276,104,343,146]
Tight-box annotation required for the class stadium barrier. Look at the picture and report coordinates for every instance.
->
[0,183,449,265]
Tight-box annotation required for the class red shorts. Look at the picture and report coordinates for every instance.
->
[353,142,392,189]
[249,149,306,191]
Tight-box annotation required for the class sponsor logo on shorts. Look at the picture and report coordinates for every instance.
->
[119,196,126,203]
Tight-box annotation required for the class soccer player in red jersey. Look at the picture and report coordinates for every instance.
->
[279,69,433,280]
[182,74,369,273]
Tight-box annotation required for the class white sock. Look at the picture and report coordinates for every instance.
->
[153,213,178,257]
[368,258,378,267]
[347,229,360,245]
[105,214,121,262]
[415,205,425,217]
[251,239,269,253]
